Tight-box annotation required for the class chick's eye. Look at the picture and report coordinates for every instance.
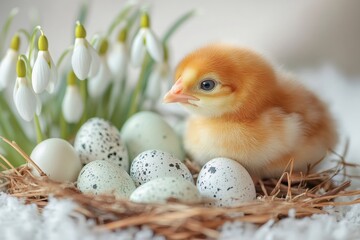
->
[200,79,216,91]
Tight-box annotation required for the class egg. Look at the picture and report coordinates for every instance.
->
[74,118,129,171]
[196,157,256,207]
[30,138,82,182]
[121,111,185,161]
[130,177,201,204]
[130,150,193,186]
[77,160,136,198]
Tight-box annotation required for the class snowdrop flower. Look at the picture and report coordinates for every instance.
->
[131,12,163,67]
[32,34,57,94]
[62,71,84,123]
[88,39,112,99]
[13,58,38,121]
[0,34,20,91]
[71,22,100,80]
[145,61,170,104]
[108,28,128,81]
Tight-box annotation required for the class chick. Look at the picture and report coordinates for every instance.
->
[163,44,338,178]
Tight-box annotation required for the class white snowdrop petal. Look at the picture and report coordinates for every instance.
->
[62,86,83,123]
[15,81,37,121]
[35,94,42,116]
[71,39,91,80]
[88,43,100,78]
[46,56,57,94]
[145,29,163,63]
[108,42,127,79]
[13,78,19,105]
[32,51,51,94]
[131,29,146,67]
[88,57,112,99]
[145,67,162,102]
[0,49,18,90]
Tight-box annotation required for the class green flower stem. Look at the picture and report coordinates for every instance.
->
[126,54,151,119]
[123,10,196,124]
[79,79,88,124]
[106,3,136,37]
[56,46,74,69]
[162,10,196,44]
[28,26,43,64]
[109,78,124,121]
[0,8,18,56]
[60,113,67,139]
[33,114,44,143]
[77,1,90,28]
[17,29,31,43]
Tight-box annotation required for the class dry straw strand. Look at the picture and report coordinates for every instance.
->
[1,136,360,239]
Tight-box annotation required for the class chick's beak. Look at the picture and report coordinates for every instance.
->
[163,80,199,104]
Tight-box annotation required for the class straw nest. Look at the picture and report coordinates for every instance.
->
[1,137,360,240]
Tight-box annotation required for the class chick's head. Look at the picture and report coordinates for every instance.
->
[164,44,277,118]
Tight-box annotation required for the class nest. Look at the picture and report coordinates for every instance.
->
[1,137,360,240]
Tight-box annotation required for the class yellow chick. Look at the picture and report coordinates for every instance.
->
[163,44,338,178]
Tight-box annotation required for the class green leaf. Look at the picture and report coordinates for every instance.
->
[106,3,137,37]
[0,8,18,56]
[0,94,33,153]
[162,10,196,44]
[77,0,90,26]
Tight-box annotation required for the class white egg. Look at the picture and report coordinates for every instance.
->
[30,138,82,182]
[77,160,136,198]
[121,111,185,161]
[130,150,193,186]
[130,177,201,204]
[74,118,129,171]
[196,157,256,207]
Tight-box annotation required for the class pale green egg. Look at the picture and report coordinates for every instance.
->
[121,111,185,162]
[77,160,136,199]
[130,177,201,204]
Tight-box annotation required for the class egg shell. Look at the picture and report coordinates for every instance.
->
[130,150,193,186]
[77,160,136,198]
[30,138,82,182]
[196,157,256,207]
[121,111,185,161]
[130,177,201,204]
[74,118,129,171]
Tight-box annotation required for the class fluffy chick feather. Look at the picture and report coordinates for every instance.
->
[164,44,338,178]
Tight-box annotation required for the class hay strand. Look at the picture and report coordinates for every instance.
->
[1,136,360,239]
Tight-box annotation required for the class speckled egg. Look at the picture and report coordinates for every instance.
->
[74,118,129,171]
[130,177,201,204]
[121,111,185,161]
[130,150,193,186]
[77,160,136,198]
[196,157,256,207]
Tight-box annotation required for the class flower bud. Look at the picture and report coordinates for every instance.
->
[16,58,26,78]
[38,35,48,51]
[75,23,87,38]
[10,34,20,51]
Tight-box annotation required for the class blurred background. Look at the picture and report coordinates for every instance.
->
[1,0,360,76]
[0,0,359,175]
